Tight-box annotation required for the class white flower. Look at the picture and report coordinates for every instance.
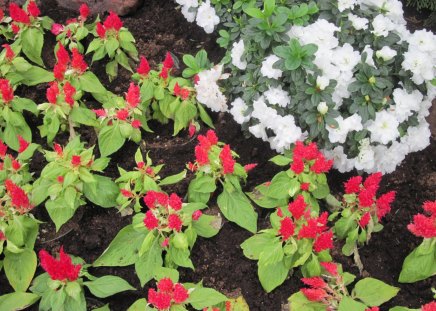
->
[326,114,362,143]
[231,40,247,70]
[354,138,375,171]
[249,124,268,141]
[402,50,435,85]
[195,65,227,112]
[401,122,431,153]
[376,46,397,61]
[230,98,250,124]
[289,20,339,50]
[269,115,304,153]
[316,76,329,90]
[181,5,196,22]
[384,0,406,25]
[408,29,436,53]
[347,13,368,30]
[323,146,355,173]
[362,45,375,67]
[317,102,328,115]
[391,88,423,122]
[371,14,395,37]
[372,141,407,174]
[338,0,357,11]
[260,55,282,79]
[264,86,290,108]
[176,0,198,7]
[366,110,400,144]
[195,0,219,34]
[331,44,360,72]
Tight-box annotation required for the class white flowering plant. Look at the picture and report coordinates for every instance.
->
[178,0,436,174]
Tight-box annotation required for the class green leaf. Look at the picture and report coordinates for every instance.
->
[78,71,107,94]
[338,296,367,311]
[45,198,79,232]
[241,233,277,260]
[98,124,126,157]
[288,291,326,311]
[0,292,39,310]
[83,175,118,208]
[188,287,227,310]
[127,299,149,311]
[269,155,292,166]
[217,184,257,233]
[267,171,293,200]
[70,106,97,127]
[94,225,145,267]
[398,240,436,283]
[192,214,221,238]
[84,275,135,298]
[159,170,187,186]
[354,278,400,306]
[19,66,54,86]
[244,7,264,19]
[389,307,419,311]
[258,259,289,292]
[4,249,37,292]
[21,28,44,66]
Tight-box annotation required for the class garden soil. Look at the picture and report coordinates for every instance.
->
[0,0,435,310]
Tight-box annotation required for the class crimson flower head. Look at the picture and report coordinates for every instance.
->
[71,48,88,73]
[27,1,40,18]
[169,193,182,211]
[310,154,333,174]
[0,140,7,158]
[219,144,235,174]
[313,231,333,252]
[192,210,202,221]
[422,301,436,311]
[344,176,362,194]
[143,210,159,230]
[320,261,338,276]
[137,56,150,76]
[11,23,20,34]
[159,66,169,80]
[278,217,295,241]
[51,23,64,35]
[407,200,436,238]
[46,82,60,104]
[63,82,76,107]
[93,109,107,118]
[39,246,81,282]
[288,195,307,220]
[71,155,81,167]
[9,3,30,25]
[131,119,141,129]
[365,307,380,311]
[173,83,190,100]
[244,163,257,172]
[103,11,123,31]
[301,277,327,289]
[125,82,140,108]
[2,44,15,62]
[116,109,129,120]
[301,288,327,302]
[4,179,31,212]
[148,280,189,310]
[163,52,174,69]
[96,22,106,38]
[79,3,90,20]
[0,79,14,103]
[188,123,196,138]
[0,9,3,22]
[168,214,183,232]
[54,143,63,156]
[18,135,29,153]
[359,212,371,228]
[56,43,70,66]
[195,145,209,166]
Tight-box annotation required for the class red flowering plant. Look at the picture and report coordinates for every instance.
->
[30,246,134,311]
[7,1,53,66]
[328,173,396,272]
[187,130,258,233]
[398,200,436,283]
[127,276,227,311]
[86,11,138,80]
[131,52,214,136]
[94,190,221,287]
[93,82,148,156]
[0,138,40,292]
[116,148,187,213]
[288,261,400,311]
[0,43,54,86]
[0,78,39,150]
[0,8,12,39]
[51,4,93,53]
[31,136,118,231]
[241,195,334,292]
[248,140,333,213]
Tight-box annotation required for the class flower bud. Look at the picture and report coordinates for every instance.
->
[316,76,329,91]
[317,102,328,115]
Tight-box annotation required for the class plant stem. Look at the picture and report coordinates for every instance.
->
[354,244,364,275]
[68,116,76,141]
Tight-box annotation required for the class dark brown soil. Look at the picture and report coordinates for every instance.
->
[0,1,435,310]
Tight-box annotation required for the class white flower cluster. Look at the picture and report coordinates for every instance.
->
[195,64,229,113]
[175,0,219,33]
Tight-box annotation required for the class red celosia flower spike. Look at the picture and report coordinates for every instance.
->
[188,123,196,138]
[79,3,90,20]
[2,44,15,62]
[71,155,81,167]
[169,193,182,211]
[0,9,3,22]
[4,179,31,211]
[408,213,436,238]
[301,288,328,302]
[51,23,64,35]
[159,66,169,80]
[0,79,14,103]
[310,154,333,174]
[125,82,140,108]
[53,143,63,156]
[96,22,106,38]
[344,176,362,194]
[363,172,382,192]
[172,283,189,303]
[120,189,133,198]
[320,262,338,276]
[157,278,174,293]
[195,145,209,166]
[365,307,380,311]
[46,82,60,104]
[18,135,29,153]
[63,82,76,107]
[192,210,202,220]
[376,191,396,219]
[0,140,7,158]
[358,187,375,207]
[423,201,436,215]
[93,109,107,118]
[288,195,307,220]
[278,217,295,241]
[137,56,150,76]
[39,247,81,282]
[301,277,327,288]
[148,288,172,310]
[422,301,436,311]
[116,109,129,120]
[358,212,371,228]
[206,130,218,145]
[71,48,88,73]
[143,210,159,230]
[290,158,304,174]
[163,52,174,69]
[11,23,20,34]
[168,214,183,232]
[244,163,258,172]
[103,11,123,31]
[56,43,70,66]
[313,231,333,252]
[131,119,141,129]
[9,3,30,25]
[220,144,235,174]
[27,1,40,18]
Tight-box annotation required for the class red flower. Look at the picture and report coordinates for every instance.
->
[0,140,7,158]
[79,3,90,20]
[159,67,169,80]
[9,3,30,25]
[364,172,382,192]
[57,176,64,183]
[206,130,218,145]
[220,144,235,174]
[288,195,306,220]
[290,158,304,174]
[174,82,182,97]
[278,217,295,241]
[47,82,60,104]
[244,163,257,172]
[313,231,333,252]
[344,176,362,194]
[0,231,5,241]
[0,79,14,103]
[195,145,209,166]
[11,159,21,170]
[96,22,106,38]
[422,301,436,311]
[143,210,159,230]
[188,123,196,138]
[4,179,30,211]
[125,83,140,108]
[192,210,203,221]
[423,201,436,215]
[365,307,380,311]
[300,182,310,191]
[163,52,174,69]
[53,63,66,81]
[408,214,436,238]
[63,82,76,107]
[103,11,123,31]
[51,23,64,35]
[376,191,396,219]
[27,1,40,17]
[71,48,88,73]
[277,207,283,218]
[148,288,172,310]
[173,283,189,303]
[131,119,141,129]
[116,109,129,120]
[301,288,328,302]
[157,278,174,293]
[39,247,81,282]
[161,238,169,248]
[2,44,15,62]
[294,141,319,160]
[169,193,182,211]
[0,9,3,22]
[320,262,338,276]
[168,214,183,232]
[180,88,190,100]
[301,277,327,288]
[71,155,81,167]
[120,189,133,198]
[137,56,150,76]
[54,143,63,156]
[358,188,375,207]
[56,43,70,67]
[359,212,371,228]
[11,23,20,34]
[310,154,333,174]
[93,109,107,117]
[18,136,29,153]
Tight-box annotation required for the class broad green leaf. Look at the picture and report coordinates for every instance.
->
[135,239,163,286]
[0,292,39,310]
[78,72,107,94]
[398,240,436,283]
[354,278,400,306]
[338,296,367,311]
[84,275,135,298]
[269,155,292,166]
[4,249,37,292]
[21,28,44,66]
[241,233,277,260]
[288,291,326,311]
[188,287,227,309]
[159,170,187,186]
[45,198,79,232]
[258,259,289,292]
[19,66,54,86]
[98,125,126,157]
[83,175,118,208]
[192,214,221,238]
